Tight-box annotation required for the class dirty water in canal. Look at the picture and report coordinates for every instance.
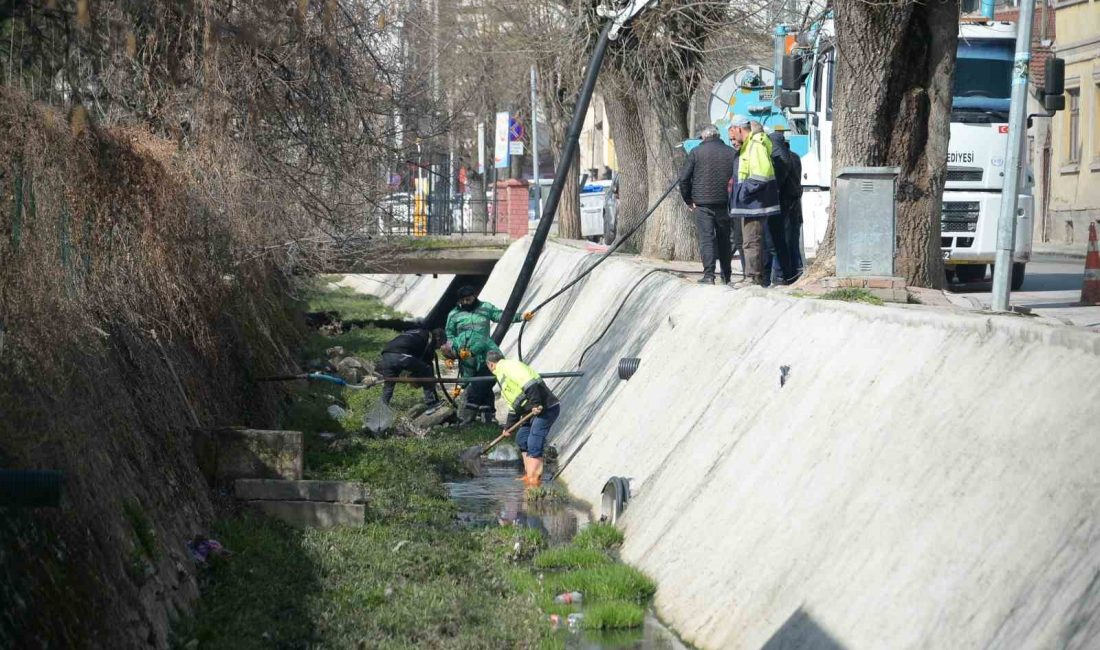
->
[444,444,690,650]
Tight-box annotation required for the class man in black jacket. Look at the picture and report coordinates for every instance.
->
[775,128,804,280]
[379,328,445,407]
[765,129,795,286]
[679,124,736,284]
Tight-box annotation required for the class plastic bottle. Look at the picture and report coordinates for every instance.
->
[567,613,585,628]
[553,591,583,605]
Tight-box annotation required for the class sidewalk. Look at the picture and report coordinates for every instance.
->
[1033,241,1088,261]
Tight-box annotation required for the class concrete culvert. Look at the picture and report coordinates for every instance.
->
[600,476,630,524]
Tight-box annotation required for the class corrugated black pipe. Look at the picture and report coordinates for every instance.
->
[491,21,615,345]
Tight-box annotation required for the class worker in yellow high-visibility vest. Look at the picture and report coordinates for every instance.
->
[728,115,782,287]
[486,350,560,487]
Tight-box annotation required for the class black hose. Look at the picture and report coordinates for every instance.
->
[434,355,457,409]
[491,21,616,345]
[515,177,682,363]
[575,268,668,368]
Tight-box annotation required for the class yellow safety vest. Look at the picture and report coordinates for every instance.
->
[737,132,775,182]
[492,359,542,413]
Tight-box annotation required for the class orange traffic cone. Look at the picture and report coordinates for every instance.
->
[1082,222,1100,306]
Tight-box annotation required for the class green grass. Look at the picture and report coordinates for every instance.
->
[524,485,567,504]
[386,237,508,251]
[179,283,659,647]
[123,501,157,560]
[533,547,611,570]
[581,601,647,630]
[571,523,625,551]
[175,285,559,648]
[542,565,656,605]
[820,287,885,306]
[305,282,401,321]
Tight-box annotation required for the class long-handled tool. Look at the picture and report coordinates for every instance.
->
[459,409,540,468]
[257,371,583,386]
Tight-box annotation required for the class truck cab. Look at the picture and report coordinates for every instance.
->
[784,18,1034,288]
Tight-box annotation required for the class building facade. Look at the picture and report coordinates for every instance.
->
[579,95,616,180]
[1049,0,1100,244]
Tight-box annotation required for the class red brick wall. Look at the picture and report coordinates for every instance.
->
[494,179,530,239]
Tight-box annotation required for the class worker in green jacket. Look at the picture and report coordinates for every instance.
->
[446,328,503,424]
[444,285,533,425]
[486,350,560,488]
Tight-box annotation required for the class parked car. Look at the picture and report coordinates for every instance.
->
[375,192,412,234]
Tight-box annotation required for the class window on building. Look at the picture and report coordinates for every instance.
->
[1095,83,1100,158]
[1068,88,1081,164]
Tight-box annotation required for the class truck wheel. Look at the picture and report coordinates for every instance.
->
[954,264,987,283]
[1011,263,1026,291]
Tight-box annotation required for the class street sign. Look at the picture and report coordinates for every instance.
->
[494,112,510,169]
[509,117,524,142]
[509,141,524,155]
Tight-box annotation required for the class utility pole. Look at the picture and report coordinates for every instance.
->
[990,0,1035,311]
[530,65,543,219]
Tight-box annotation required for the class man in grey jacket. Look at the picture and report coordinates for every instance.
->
[679,124,736,285]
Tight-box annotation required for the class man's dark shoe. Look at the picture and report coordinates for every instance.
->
[720,275,731,285]
[697,276,715,285]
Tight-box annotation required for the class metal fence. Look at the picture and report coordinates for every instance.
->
[371,190,500,237]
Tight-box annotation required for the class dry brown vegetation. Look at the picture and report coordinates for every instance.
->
[0,0,430,645]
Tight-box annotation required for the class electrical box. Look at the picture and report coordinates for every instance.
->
[835,167,900,277]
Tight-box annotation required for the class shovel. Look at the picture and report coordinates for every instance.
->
[458,410,540,468]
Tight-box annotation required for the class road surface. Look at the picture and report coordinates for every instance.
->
[946,257,1100,330]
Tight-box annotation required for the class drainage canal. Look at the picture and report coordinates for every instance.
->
[444,446,689,649]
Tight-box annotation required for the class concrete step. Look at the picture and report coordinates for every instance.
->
[233,479,368,504]
[246,500,366,529]
[192,427,304,484]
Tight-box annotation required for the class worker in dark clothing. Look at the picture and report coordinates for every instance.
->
[776,129,804,279]
[379,328,445,408]
[765,129,795,286]
[679,124,736,285]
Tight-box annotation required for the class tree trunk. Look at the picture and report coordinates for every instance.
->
[640,88,697,261]
[805,0,958,288]
[469,173,488,233]
[557,148,582,239]
[603,75,648,252]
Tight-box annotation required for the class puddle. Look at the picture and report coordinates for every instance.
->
[561,612,690,649]
[444,444,691,650]
[445,456,588,545]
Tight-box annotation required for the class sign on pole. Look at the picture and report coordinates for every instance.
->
[509,141,524,155]
[477,122,485,175]
[494,112,510,169]
[508,117,525,142]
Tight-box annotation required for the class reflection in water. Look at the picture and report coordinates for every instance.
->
[444,459,691,650]
[444,459,586,545]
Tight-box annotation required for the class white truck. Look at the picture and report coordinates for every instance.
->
[781,17,1033,288]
